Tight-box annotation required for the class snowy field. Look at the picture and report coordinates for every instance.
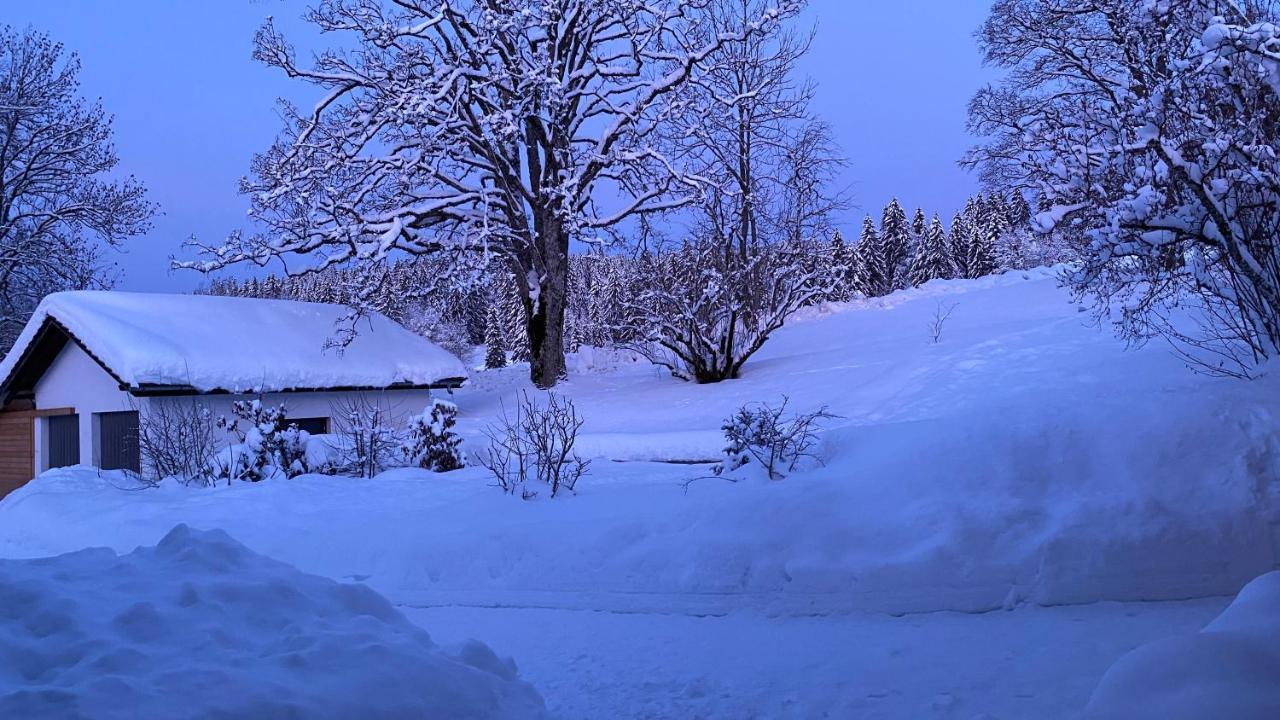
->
[1,269,1278,717]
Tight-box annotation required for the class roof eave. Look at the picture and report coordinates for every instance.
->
[125,376,468,398]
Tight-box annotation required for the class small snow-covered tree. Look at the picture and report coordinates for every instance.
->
[178,0,800,389]
[214,400,310,482]
[966,0,1280,374]
[402,398,465,472]
[0,28,155,353]
[330,395,398,478]
[713,397,835,480]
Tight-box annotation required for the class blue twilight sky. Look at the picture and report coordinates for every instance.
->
[5,1,995,292]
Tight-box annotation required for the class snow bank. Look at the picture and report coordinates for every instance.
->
[0,524,545,720]
[1085,571,1280,720]
[0,290,467,393]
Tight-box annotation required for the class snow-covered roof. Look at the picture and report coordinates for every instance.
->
[0,291,468,396]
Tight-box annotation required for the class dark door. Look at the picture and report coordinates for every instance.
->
[47,414,80,468]
[98,411,140,473]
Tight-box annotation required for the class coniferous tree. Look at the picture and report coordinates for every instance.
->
[827,229,851,301]
[484,304,508,369]
[949,210,973,280]
[910,207,927,261]
[878,199,911,292]
[909,214,953,286]
[852,215,882,297]
[967,199,1000,279]
[497,274,530,362]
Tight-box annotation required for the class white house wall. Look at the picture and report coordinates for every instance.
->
[33,340,135,468]
[152,388,438,444]
[32,339,445,473]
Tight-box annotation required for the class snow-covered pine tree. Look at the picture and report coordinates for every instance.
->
[402,398,465,473]
[949,210,973,280]
[484,303,508,370]
[878,199,912,292]
[852,215,883,297]
[909,214,953,286]
[497,273,530,363]
[968,194,1003,278]
[910,207,927,265]
[828,229,851,301]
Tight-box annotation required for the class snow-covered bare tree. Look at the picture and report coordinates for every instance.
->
[666,0,840,262]
[626,241,827,382]
[965,0,1280,375]
[179,0,798,388]
[0,28,154,352]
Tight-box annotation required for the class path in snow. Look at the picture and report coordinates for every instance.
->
[406,598,1227,720]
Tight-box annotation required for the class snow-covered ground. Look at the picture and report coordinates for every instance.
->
[409,598,1228,720]
[0,525,544,719]
[1,269,1277,717]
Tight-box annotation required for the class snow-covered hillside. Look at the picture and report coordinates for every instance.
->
[2,269,1275,614]
[0,270,1277,718]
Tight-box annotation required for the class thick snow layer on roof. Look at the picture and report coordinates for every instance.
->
[0,291,467,393]
[0,524,545,719]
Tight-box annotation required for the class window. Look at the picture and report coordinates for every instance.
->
[288,417,329,435]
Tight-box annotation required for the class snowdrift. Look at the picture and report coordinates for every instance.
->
[0,525,545,720]
[0,269,1276,616]
[1085,571,1280,720]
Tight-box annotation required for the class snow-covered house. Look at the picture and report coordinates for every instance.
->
[0,291,467,494]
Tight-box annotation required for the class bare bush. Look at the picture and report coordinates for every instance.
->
[478,391,589,499]
[928,302,958,344]
[135,398,218,486]
[714,397,836,480]
[330,394,401,478]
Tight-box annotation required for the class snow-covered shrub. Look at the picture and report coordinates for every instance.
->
[478,391,588,499]
[330,394,400,478]
[135,398,219,486]
[714,397,835,480]
[402,398,465,472]
[214,400,310,482]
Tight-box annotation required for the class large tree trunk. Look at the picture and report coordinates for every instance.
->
[526,224,569,389]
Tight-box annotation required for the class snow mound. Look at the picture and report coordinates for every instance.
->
[0,524,545,720]
[1084,571,1280,720]
[0,290,467,393]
